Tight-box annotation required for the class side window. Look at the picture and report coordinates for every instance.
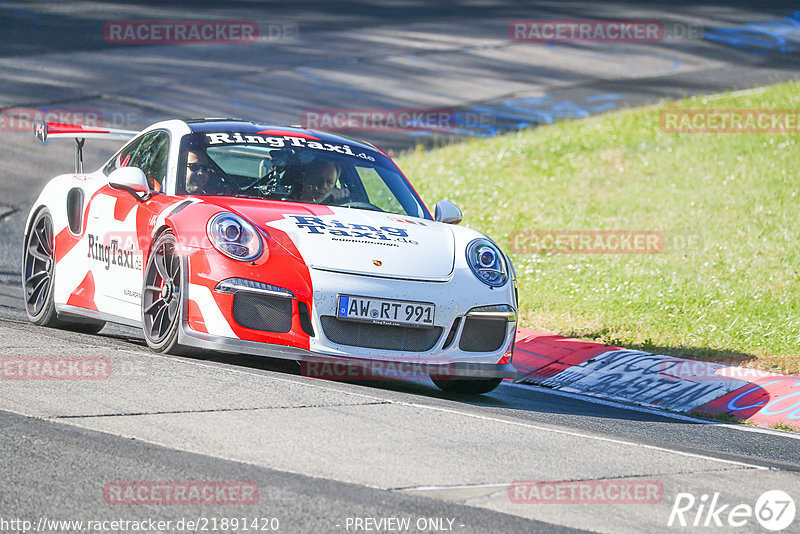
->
[104,136,144,176]
[129,131,170,192]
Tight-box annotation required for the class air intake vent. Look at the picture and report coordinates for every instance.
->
[66,188,84,234]
[441,317,461,350]
[298,301,315,337]
[232,293,292,333]
[320,316,442,352]
[459,317,506,352]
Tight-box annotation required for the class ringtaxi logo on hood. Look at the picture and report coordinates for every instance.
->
[288,216,418,245]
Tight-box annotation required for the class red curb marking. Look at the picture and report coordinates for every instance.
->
[513,328,616,383]
[513,328,800,430]
[693,375,800,430]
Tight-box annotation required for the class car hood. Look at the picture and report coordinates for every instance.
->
[209,199,455,281]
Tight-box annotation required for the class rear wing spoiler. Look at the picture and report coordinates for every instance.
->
[34,120,139,173]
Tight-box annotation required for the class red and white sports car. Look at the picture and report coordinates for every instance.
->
[23,119,517,394]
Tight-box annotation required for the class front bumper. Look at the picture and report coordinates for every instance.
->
[184,250,518,373]
[303,267,518,366]
[177,326,516,378]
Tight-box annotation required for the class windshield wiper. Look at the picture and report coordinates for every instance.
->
[337,202,384,212]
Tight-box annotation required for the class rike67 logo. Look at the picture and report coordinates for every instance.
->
[668,490,795,531]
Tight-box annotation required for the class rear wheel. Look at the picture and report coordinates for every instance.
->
[23,209,59,325]
[430,376,503,395]
[142,231,196,355]
[22,208,104,333]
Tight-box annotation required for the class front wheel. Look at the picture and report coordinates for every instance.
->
[430,376,503,395]
[142,231,191,354]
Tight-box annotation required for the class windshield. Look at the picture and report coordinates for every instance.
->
[177,132,429,218]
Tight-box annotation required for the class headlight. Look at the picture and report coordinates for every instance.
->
[466,238,508,287]
[207,212,263,261]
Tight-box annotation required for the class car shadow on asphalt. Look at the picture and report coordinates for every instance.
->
[176,348,708,423]
[95,328,716,424]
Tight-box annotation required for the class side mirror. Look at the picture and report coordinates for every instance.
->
[434,200,462,225]
[108,167,151,201]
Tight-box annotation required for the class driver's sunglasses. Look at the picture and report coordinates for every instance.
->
[187,162,211,173]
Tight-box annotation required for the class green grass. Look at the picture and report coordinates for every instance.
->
[691,411,751,425]
[771,422,800,433]
[396,81,800,373]
[692,412,799,432]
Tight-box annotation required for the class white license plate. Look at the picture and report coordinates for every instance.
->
[336,295,435,327]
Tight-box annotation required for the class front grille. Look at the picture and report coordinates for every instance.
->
[320,316,442,352]
[459,317,507,352]
[232,292,292,333]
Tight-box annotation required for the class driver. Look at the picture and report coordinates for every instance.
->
[185,149,223,195]
[298,161,349,204]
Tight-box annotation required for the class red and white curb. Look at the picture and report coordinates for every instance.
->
[512,328,800,431]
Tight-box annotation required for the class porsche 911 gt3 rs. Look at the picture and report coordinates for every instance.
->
[23,119,517,394]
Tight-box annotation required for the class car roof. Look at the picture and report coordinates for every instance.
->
[183,119,382,154]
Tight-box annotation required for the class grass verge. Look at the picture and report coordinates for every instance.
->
[397,81,800,374]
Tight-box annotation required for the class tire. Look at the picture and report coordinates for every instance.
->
[141,230,197,356]
[22,208,105,333]
[430,376,503,395]
[23,209,60,326]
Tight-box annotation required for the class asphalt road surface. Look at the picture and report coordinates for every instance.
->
[1,2,799,533]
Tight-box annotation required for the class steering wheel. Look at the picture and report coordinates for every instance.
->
[194,167,235,196]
